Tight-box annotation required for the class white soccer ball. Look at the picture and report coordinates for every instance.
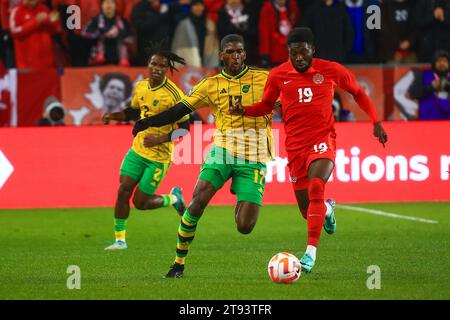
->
[267,252,301,283]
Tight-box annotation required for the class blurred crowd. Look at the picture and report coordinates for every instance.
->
[1,0,450,70]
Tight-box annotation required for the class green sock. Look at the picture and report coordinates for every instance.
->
[175,210,200,265]
[161,194,176,207]
[114,218,127,242]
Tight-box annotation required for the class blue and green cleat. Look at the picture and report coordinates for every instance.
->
[300,253,315,273]
[104,240,127,251]
[170,187,186,217]
[323,198,336,235]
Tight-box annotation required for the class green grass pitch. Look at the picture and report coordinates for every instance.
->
[0,203,449,300]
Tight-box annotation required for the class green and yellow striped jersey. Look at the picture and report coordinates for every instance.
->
[181,66,274,163]
[130,77,189,163]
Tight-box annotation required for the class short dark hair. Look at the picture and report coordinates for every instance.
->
[99,73,133,99]
[220,34,245,51]
[145,40,186,73]
[287,27,314,46]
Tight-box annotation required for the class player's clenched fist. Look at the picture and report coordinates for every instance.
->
[102,113,112,125]
[373,122,388,148]
[229,99,245,116]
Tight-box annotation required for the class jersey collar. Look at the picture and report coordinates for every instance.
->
[149,77,167,91]
[221,65,249,80]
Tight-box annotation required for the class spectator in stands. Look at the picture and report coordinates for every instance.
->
[415,0,450,63]
[52,0,101,67]
[9,0,61,70]
[83,0,132,67]
[131,0,172,66]
[1,0,21,68]
[171,0,219,67]
[408,50,450,120]
[345,0,378,64]
[204,0,224,23]
[258,0,300,67]
[301,0,353,63]
[379,0,416,64]
[217,0,259,66]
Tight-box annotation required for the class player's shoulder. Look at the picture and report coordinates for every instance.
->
[248,66,270,75]
[165,78,183,92]
[267,61,292,78]
[313,58,346,73]
[133,79,149,92]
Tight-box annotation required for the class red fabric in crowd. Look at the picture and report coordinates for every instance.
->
[9,1,61,69]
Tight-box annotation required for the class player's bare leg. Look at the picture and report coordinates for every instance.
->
[165,179,217,278]
[235,201,260,234]
[294,189,309,219]
[132,188,186,216]
[105,175,138,250]
[300,159,335,272]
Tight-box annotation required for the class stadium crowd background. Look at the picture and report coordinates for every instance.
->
[0,0,450,124]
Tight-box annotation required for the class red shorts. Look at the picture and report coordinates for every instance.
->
[287,133,336,190]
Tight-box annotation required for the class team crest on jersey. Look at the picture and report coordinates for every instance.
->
[290,176,298,183]
[242,85,251,93]
[313,73,324,85]
[152,99,159,106]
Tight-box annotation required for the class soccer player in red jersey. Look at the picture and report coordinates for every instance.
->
[230,27,388,273]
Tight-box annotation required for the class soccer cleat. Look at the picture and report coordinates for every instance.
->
[323,198,337,235]
[300,253,315,273]
[170,187,186,217]
[164,263,184,278]
[104,240,127,251]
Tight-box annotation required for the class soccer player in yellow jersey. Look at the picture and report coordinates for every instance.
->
[132,34,274,277]
[102,48,191,250]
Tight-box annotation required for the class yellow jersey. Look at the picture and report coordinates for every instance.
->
[130,77,189,163]
[180,66,273,163]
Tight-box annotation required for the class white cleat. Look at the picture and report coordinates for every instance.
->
[104,240,128,250]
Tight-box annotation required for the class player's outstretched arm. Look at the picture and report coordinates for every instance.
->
[143,119,190,148]
[102,107,140,124]
[229,99,275,117]
[132,102,192,136]
[337,64,388,148]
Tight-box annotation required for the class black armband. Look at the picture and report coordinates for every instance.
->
[132,102,192,136]
[123,107,141,121]
[168,119,190,141]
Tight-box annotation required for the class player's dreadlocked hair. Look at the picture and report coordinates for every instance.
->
[144,39,186,73]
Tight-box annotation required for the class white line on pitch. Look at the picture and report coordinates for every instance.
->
[336,205,439,224]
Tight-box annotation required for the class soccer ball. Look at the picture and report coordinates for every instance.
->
[267,252,301,283]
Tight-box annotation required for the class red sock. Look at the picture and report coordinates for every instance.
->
[307,178,326,247]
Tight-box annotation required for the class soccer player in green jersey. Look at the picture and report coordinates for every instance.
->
[102,48,190,250]
[132,34,275,277]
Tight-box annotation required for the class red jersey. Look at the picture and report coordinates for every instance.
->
[9,2,60,69]
[245,58,379,152]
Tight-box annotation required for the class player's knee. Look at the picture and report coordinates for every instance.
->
[237,222,255,235]
[308,178,325,201]
[132,197,146,210]
[118,184,133,199]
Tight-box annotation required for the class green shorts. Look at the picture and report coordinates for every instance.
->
[120,149,170,195]
[199,146,266,205]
